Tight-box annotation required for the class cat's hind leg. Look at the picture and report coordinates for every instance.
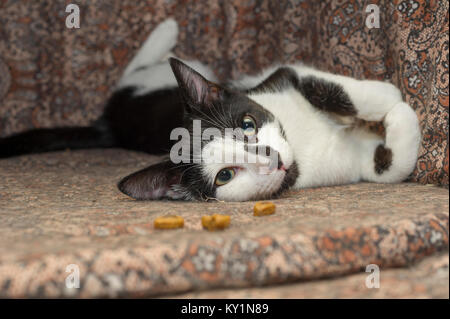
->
[121,18,179,79]
[117,18,218,96]
[117,18,180,94]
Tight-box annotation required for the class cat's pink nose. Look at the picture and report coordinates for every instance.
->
[276,154,284,170]
[278,159,287,171]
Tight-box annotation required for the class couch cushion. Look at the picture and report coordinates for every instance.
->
[170,253,449,298]
[0,149,448,298]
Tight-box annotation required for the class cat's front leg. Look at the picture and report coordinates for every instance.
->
[336,78,421,183]
[341,79,404,122]
[360,101,421,183]
[290,64,404,121]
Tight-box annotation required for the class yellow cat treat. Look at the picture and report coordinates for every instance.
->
[202,214,231,231]
[154,215,185,229]
[253,202,276,216]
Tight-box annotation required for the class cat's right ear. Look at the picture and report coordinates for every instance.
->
[169,58,222,111]
[118,160,188,200]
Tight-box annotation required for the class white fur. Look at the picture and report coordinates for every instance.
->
[118,18,217,96]
[121,19,178,79]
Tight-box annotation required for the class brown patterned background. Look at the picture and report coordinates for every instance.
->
[0,0,448,186]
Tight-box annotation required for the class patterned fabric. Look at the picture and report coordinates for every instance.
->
[0,0,448,186]
[0,149,448,298]
[172,253,449,298]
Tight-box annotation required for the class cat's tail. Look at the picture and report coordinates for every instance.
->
[0,126,115,159]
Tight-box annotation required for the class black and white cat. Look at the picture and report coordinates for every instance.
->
[0,19,421,202]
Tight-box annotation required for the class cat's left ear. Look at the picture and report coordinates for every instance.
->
[118,160,188,200]
[169,58,222,111]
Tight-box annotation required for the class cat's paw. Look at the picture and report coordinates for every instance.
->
[384,101,420,138]
[375,101,421,182]
[376,81,402,102]
[355,80,403,121]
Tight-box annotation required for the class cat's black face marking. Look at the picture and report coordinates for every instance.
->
[247,67,357,117]
[170,58,275,130]
[273,161,299,197]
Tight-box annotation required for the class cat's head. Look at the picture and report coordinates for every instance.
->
[118,59,298,201]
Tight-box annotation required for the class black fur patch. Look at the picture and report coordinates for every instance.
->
[0,86,184,158]
[102,87,184,154]
[0,126,113,158]
[246,67,298,94]
[374,144,393,174]
[247,67,357,117]
[296,76,357,116]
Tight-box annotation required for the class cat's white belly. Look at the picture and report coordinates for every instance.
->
[289,122,367,189]
[291,131,362,189]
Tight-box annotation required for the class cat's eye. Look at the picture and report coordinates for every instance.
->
[242,115,257,136]
[215,168,236,186]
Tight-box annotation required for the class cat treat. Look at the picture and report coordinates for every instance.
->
[154,215,185,229]
[202,214,231,231]
[253,202,276,216]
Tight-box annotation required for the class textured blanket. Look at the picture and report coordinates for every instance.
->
[0,150,448,298]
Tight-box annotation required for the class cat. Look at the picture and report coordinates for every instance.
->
[0,19,421,202]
